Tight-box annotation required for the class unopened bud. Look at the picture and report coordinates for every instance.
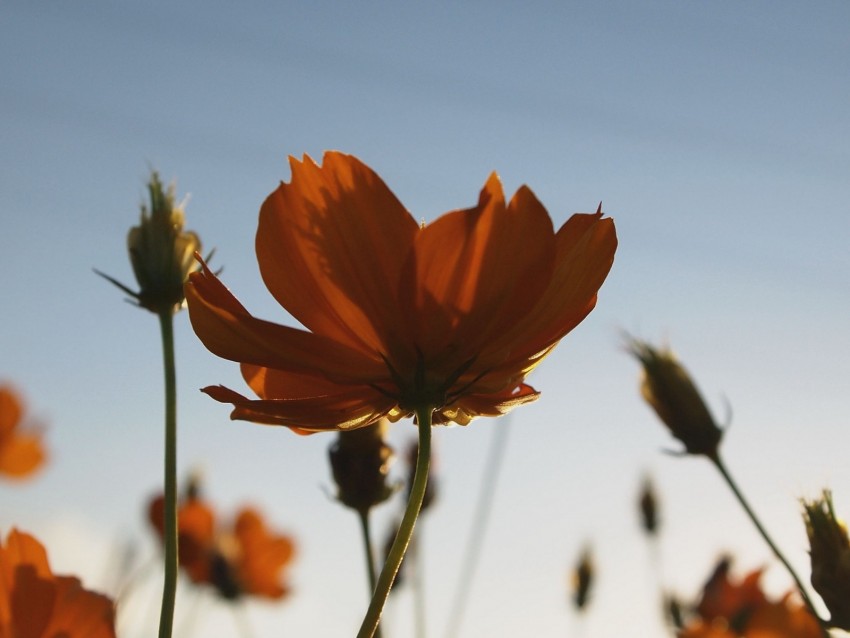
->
[803,490,850,630]
[627,338,723,457]
[329,419,394,514]
[97,171,202,314]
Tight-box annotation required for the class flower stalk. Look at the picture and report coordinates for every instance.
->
[157,308,178,638]
[357,510,380,598]
[710,452,829,637]
[357,406,433,638]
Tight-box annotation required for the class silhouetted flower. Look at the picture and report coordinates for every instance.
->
[0,528,116,637]
[186,152,617,432]
[803,489,850,630]
[627,339,723,457]
[0,384,46,479]
[97,171,202,314]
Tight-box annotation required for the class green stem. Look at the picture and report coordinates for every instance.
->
[357,406,432,638]
[711,453,828,637]
[157,310,178,638]
[358,510,379,595]
[357,510,382,638]
[411,533,426,638]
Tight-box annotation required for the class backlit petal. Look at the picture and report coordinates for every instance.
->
[186,260,385,384]
[257,152,418,361]
[437,383,540,425]
[203,385,395,432]
[40,576,116,638]
[0,388,23,437]
[399,175,555,373]
[496,211,617,363]
[3,529,51,579]
[234,508,295,599]
[1,531,115,638]
[0,434,46,478]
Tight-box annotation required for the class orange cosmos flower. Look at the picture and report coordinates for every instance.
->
[0,528,116,638]
[678,558,821,638]
[0,385,47,479]
[185,152,617,432]
[148,490,295,600]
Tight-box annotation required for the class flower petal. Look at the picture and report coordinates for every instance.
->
[40,576,116,638]
[3,529,51,580]
[0,387,23,437]
[0,433,46,478]
[495,210,617,363]
[399,175,555,373]
[436,383,540,425]
[185,259,386,385]
[240,363,375,400]
[234,508,295,599]
[203,384,396,432]
[257,152,419,361]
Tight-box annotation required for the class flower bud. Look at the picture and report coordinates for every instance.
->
[638,474,659,536]
[571,546,594,611]
[803,490,850,630]
[329,418,394,514]
[627,339,723,457]
[97,171,202,314]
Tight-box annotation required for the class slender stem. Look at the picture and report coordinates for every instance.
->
[443,416,511,638]
[357,510,382,638]
[358,510,380,595]
[157,310,178,638]
[357,406,432,638]
[711,453,829,637]
[410,533,426,638]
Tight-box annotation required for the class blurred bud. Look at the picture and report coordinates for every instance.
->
[329,418,394,514]
[639,474,660,536]
[627,338,723,458]
[803,490,850,630]
[571,546,594,611]
[664,594,684,629]
[97,171,203,314]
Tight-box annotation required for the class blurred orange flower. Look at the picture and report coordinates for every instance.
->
[148,490,295,601]
[679,558,820,638]
[0,528,116,637]
[186,152,617,433]
[0,385,46,479]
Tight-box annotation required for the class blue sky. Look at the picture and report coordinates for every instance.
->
[2,2,849,636]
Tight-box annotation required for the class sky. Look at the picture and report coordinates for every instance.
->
[1,1,849,636]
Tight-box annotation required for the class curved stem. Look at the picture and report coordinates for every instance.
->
[357,406,432,638]
[711,453,828,637]
[157,310,178,638]
[357,510,382,638]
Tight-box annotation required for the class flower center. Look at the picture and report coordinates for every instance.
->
[377,350,479,413]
